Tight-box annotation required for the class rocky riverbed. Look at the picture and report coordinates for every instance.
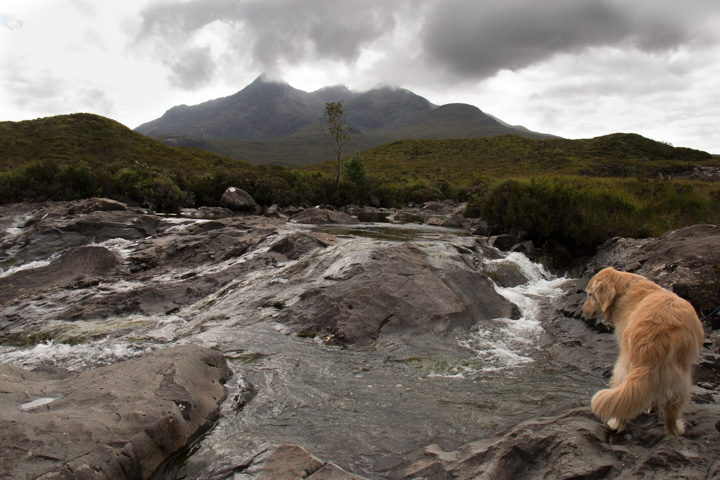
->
[0,198,718,479]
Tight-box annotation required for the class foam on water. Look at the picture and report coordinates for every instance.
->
[0,339,152,372]
[93,237,138,261]
[0,255,59,278]
[3,212,36,239]
[454,251,568,373]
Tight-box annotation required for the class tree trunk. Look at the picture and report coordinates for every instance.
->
[336,147,343,190]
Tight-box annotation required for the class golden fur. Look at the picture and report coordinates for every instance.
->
[583,267,704,435]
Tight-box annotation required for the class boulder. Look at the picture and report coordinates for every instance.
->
[510,240,538,258]
[558,225,720,333]
[420,200,459,215]
[128,221,277,271]
[278,243,520,345]
[585,224,720,327]
[269,232,337,260]
[0,345,232,480]
[50,225,282,322]
[220,187,257,211]
[290,208,361,225]
[488,234,518,251]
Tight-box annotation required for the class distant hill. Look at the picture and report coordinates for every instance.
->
[304,133,714,186]
[135,75,555,166]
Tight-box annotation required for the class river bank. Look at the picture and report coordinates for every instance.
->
[0,198,718,479]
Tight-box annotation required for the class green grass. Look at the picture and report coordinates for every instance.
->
[304,134,713,186]
[0,113,251,174]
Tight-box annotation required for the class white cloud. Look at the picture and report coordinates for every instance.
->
[0,13,23,31]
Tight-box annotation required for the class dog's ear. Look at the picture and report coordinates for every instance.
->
[595,279,616,312]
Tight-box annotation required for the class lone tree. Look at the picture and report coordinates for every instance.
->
[319,101,352,190]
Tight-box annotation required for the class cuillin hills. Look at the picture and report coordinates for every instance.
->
[135,75,555,167]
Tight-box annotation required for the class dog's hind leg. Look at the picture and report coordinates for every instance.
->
[607,417,627,432]
[609,353,630,388]
[662,399,685,435]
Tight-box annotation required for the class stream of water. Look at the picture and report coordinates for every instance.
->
[0,220,604,479]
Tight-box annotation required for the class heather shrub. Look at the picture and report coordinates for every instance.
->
[473,178,639,251]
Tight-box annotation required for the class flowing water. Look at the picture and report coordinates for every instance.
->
[0,220,604,479]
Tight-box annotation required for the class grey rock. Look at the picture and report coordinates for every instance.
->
[269,232,336,260]
[278,243,520,345]
[53,224,282,322]
[488,234,518,251]
[511,240,538,258]
[220,187,257,211]
[67,197,128,214]
[180,206,234,219]
[585,224,720,327]
[0,204,167,269]
[0,345,232,480]
[197,443,368,480]
[290,208,361,225]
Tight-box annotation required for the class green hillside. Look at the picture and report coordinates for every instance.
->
[0,113,253,210]
[305,134,713,186]
[0,113,250,173]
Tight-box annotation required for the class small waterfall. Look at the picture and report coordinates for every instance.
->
[460,251,569,371]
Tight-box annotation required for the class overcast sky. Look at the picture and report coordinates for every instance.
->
[2,0,719,153]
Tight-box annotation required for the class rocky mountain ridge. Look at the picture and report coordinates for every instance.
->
[135,75,554,166]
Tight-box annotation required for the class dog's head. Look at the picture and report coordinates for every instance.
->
[582,267,618,319]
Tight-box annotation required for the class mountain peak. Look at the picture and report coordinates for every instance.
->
[253,72,288,86]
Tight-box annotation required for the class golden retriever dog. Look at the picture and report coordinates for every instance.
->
[583,267,704,435]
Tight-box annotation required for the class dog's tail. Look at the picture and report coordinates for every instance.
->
[591,365,656,425]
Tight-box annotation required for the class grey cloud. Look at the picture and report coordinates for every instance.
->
[166,45,217,90]
[136,0,239,40]
[79,89,115,115]
[421,0,719,79]
[3,67,114,116]
[131,0,720,89]
[237,0,398,67]
[133,0,405,88]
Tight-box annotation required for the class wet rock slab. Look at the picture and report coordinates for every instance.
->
[197,443,368,479]
[399,405,720,480]
[0,199,167,270]
[278,243,520,345]
[0,245,122,304]
[0,345,232,479]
